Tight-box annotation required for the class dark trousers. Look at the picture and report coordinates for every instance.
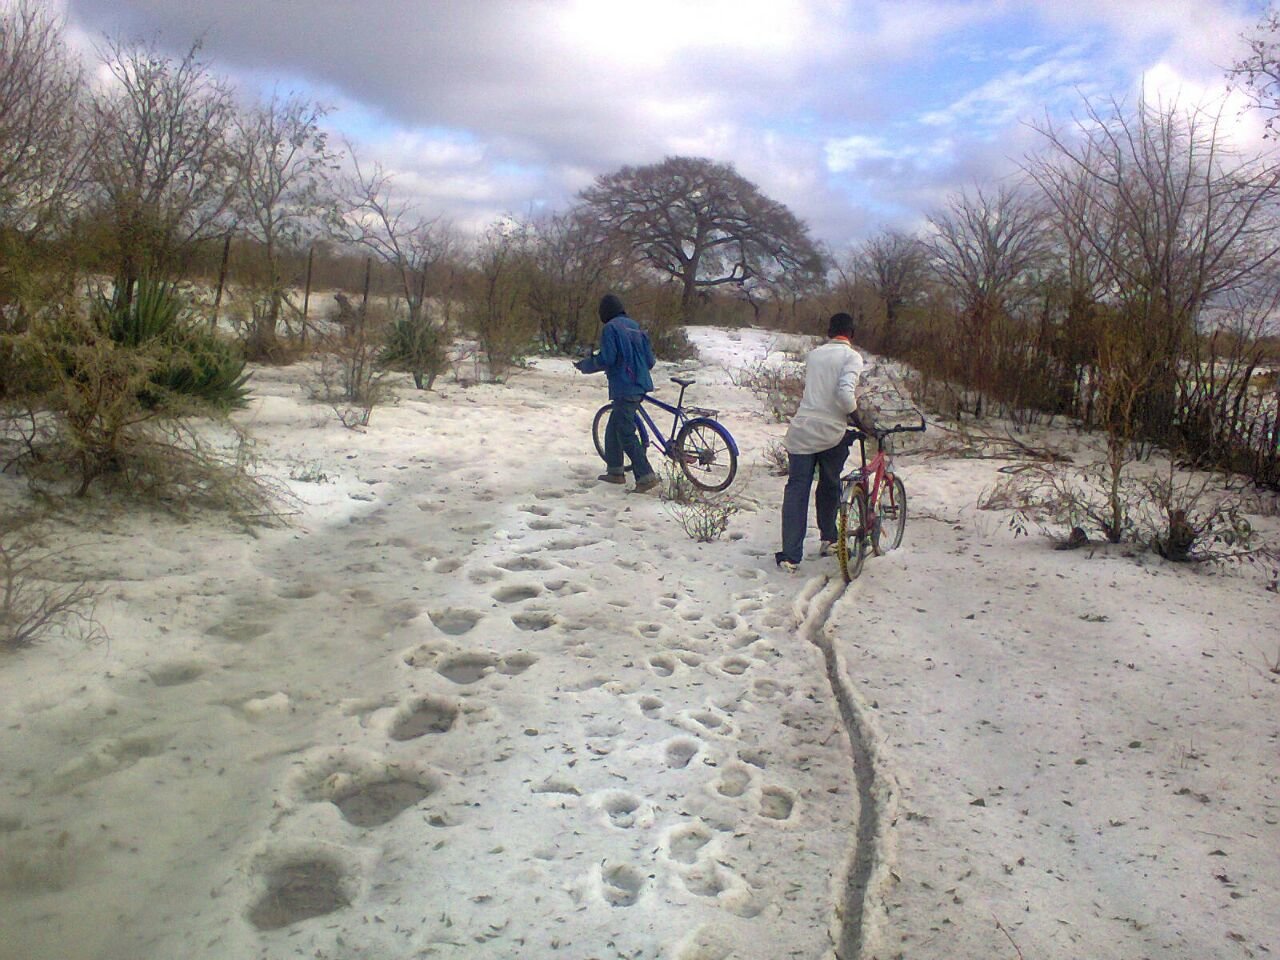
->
[777,438,851,564]
[603,397,655,481]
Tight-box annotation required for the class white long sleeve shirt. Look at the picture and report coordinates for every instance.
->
[783,339,865,454]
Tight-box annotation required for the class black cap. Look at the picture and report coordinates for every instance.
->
[598,294,625,323]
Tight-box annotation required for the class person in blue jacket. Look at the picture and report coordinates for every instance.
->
[575,294,659,492]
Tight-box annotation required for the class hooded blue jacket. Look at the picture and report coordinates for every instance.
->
[575,314,656,399]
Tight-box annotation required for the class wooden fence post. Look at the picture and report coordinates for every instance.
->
[301,245,315,345]
[211,233,232,334]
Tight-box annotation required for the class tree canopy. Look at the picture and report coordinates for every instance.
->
[577,156,826,310]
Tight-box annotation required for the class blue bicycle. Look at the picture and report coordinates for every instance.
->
[592,377,739,492]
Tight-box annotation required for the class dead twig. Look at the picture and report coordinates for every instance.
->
[993,913,1026,960]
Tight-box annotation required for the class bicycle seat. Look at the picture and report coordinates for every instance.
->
[671,377,695,387]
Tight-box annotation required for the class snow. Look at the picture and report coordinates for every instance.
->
[1,327,1276,960]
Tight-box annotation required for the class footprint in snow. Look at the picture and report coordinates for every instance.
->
[427,607,482,636]
[492,583,541,603]
[665,737,701,770]
[665,822,714,865]
[758,785,797,821]
[600,862,646,907]
[389,695,459,739]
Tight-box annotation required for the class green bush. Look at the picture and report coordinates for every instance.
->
[156,334,251,412]
[7,281,251,498]
[378,312,446,390]
[94,279,250,411]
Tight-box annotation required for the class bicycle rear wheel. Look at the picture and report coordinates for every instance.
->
[872,473,907,555]
[592,403,648,463]
[674,418,737,491]
[836,482,867,582]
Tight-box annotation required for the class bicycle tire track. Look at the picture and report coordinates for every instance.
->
[791,573,898,960]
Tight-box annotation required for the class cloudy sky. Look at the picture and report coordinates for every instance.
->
[55,0,1276,250]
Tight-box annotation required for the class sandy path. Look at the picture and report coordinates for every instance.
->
[2,360,865,960]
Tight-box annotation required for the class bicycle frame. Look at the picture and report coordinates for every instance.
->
[846,433,892,506]
[843,416,926,497]
[634,379,716,457]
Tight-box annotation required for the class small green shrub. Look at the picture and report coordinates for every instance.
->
[155,334,251,413]
[659,461,740,542]
[667,492,740,542]
[379,313,447,390]
[94,279,250,411]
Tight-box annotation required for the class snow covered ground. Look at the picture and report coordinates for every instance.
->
[1,326,1276,960]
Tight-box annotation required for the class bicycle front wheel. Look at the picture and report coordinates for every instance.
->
[872,473,907,555]
[836,482,868,582]
[592,403,648,464]
[674,418,737,491]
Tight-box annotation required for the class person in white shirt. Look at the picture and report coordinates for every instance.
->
[775,312,865,571]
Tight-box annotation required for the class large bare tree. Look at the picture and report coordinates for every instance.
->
[926,183,1051,397]
[856,229,929,328]
[342,155,453,328]
[577,156,826,312]
[0,0,90,330]
[0,0,85,236]
[1026,93,1280,437]
[341,155,459,387]
[230,91,341,355]
[526,210,626,353]
[87,38,236,305]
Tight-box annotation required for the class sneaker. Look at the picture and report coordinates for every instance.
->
[632,474,659,493]
[775,553,798,573]
[598,473,625,484]
[819,540,836,557]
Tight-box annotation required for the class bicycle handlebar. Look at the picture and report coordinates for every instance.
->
[847,414,927,439]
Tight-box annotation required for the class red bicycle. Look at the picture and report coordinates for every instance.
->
[836,416,927,582]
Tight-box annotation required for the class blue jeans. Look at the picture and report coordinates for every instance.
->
[777,437,851,564]
[604,397,655,481]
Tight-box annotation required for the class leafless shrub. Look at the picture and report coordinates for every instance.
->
[0,513,104,650]
[763,440,789,476]
[984,460,1274,565]
[467,221,537,380]
[311,302,393,428]
[1137,466,1260,563]
[666,492,740,543]
[739,357,805,422]
[656,460,740,541]
[658,460,697,504]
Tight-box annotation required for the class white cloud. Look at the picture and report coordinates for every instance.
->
[55,0,1274,246]
[918,50,1097,129]
[825,135,908,172]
